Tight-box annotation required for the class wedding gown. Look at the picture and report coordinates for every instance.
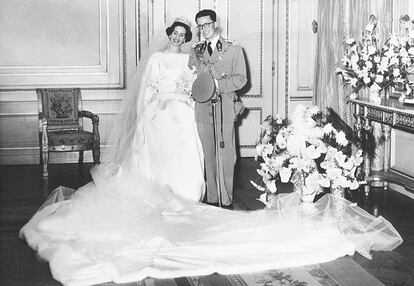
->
[20,52,403,286]
[130,51,205,202]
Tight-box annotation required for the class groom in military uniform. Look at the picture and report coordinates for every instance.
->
[189,9,247,209]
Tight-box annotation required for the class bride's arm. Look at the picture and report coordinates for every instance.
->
[188,48,197,70]
[142,53,162,104]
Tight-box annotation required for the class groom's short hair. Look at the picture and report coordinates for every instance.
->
[195,9,217,22]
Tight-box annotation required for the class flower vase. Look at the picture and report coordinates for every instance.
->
[266,193,278,209]
[369,89,381,104]
[383,86,390,101]
[291,170,304,194]
[332,186,345,198]
[301,190,316,203]
[331,186,345,216]
[300,187,318,214]
[290,170,317,204]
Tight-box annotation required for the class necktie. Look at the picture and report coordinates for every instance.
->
[207,42,213,56]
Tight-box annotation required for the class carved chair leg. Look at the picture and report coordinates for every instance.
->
[42,149,49,177]
[93,146,100,164]
[78,150,84,165]
[40,127,49,177]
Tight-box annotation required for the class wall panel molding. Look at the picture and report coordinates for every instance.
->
[228,0,263,98]
[0,0,127,91]
[239,107,263,149]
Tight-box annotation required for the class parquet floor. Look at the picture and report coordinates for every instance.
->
[1,158,414,285]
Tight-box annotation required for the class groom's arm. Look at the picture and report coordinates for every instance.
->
[214,45,247,93]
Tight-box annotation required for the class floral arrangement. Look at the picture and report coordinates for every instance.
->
[336,15,414,101]
[176,68,197,96]
[251,105,364,207]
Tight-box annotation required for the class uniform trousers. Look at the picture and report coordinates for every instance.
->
[196,119,236,206]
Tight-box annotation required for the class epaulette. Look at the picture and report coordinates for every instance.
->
[192,40,205,48]
[224,39,239,46]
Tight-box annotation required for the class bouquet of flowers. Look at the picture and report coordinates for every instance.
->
[176,68,197,96]
[336,15,414,101]
[251,105,364,207]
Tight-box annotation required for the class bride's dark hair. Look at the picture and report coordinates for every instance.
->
[166,21,192,42]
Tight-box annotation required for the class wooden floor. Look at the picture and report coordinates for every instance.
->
[1,158,414,285]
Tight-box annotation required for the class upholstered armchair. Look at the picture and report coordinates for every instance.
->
[36,88,100,177]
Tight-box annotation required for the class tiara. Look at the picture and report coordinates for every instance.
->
[173,17,192,28]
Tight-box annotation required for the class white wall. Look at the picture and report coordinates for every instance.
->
[0,0,132,164]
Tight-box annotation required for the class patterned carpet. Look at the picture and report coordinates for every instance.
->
[135,257,384,286]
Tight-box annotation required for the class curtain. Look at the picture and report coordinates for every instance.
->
[315,0,393,122]
[348,0,393,46]
[314,1,344,116]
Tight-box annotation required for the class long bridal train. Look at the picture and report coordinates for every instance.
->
[20,163,402,286]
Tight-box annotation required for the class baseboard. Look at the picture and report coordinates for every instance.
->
[1,145,253,165]
[0,145,110,165]
[389,183,414,200]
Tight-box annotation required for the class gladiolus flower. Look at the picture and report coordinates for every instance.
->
[393,68,400,77]
[335,131,349,146]
[266,180,277,193]
[349,77,358,87]
[375,74,384,83]
[349,180,360,190]
[345,38,356,45]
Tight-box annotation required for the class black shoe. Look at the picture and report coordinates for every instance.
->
[206,202,219,207]
[221,204,233,210]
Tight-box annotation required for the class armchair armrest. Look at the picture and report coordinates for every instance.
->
[38,112,46,120]
[79,110,100,144]
[79,110,99,124]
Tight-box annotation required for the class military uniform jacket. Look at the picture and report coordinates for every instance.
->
[189,36,247,123]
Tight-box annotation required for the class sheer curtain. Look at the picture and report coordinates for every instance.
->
[314,1,344,117]
[315,0,393,123]
[348,0,393,46]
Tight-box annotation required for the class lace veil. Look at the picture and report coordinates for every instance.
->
[101,17,197,174]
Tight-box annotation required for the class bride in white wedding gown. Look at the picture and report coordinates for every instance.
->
[20,19,403,286]
[131,50,205,202]
[123,20,205,202]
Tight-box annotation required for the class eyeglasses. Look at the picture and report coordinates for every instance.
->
[197,22,215,30]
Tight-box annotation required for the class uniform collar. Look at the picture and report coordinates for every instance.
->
[207,34,220,52]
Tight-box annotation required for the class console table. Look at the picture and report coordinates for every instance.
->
[349,96,414,195]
